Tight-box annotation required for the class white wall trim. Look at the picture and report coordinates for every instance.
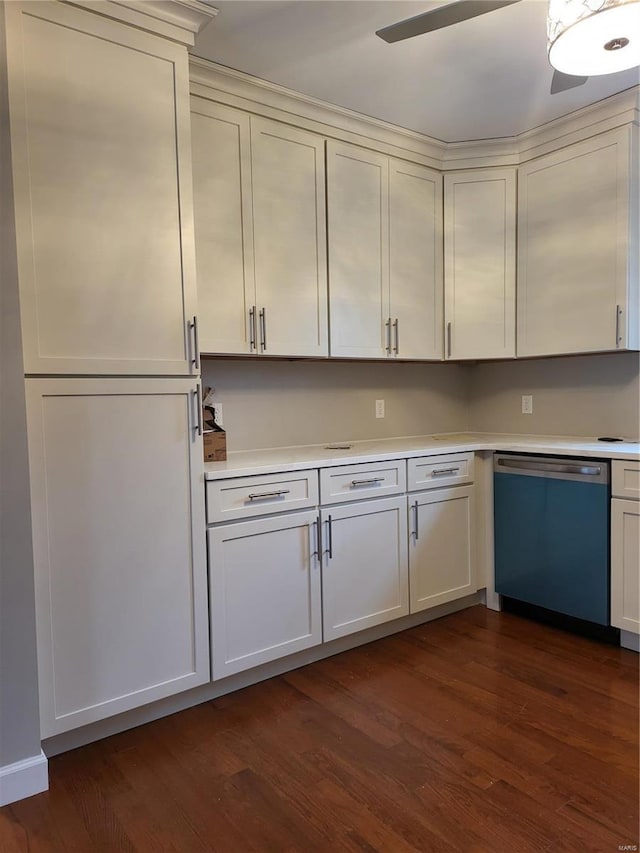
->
[0,750,48,807]
[620,630,640,652]
[189,56,640,171]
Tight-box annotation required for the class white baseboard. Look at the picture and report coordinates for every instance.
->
[0,750,48,807]
[620,630,640,652]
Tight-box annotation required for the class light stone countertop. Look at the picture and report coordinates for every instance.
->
[204,432,640,480]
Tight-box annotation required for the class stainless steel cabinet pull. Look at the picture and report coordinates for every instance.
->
[249,306,257,351]
[431,467,458,477]
[413,500,419,540]
[190,316,200,371]
[393,318,399,355]
[447,321,452,358]
[351,477,385,487]
[193,386,202,437]
[385,318,391,355]
[247,489,290,501]
[616,304,623,348]
[327,515,333,560]
[259,308,267,352]
[497,458,601,476]
[311,518,320,560]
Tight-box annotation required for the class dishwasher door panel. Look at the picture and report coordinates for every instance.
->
[494,472,610,625]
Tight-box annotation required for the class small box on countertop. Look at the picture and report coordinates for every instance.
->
[203,425,226,462]
[202,401,226,462]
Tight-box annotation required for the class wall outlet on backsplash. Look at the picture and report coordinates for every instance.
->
[521,395,533,415]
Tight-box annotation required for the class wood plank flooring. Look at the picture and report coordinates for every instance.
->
[2,605,638,852]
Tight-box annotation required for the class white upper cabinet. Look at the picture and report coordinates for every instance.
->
[26,378,209,737]
[327,141,443,360]
[6,1,198,375]
[250,118,328,357]
[327,142,390,359]
[192,103,328,357]
[517,126,639,356]
[444,168,516,360]
[389,160,443,360]
[191,103,255,355]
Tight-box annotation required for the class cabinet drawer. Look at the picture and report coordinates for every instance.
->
[320,460,406,505]
[407,452,474,491]
[206,470,318,523]
[612,460,640,500]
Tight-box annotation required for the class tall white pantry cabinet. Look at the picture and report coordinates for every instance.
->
[5,0,213,737]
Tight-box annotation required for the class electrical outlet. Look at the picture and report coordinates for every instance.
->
[521,395,533,415]
[375,399,385,419]
[214,403,224,428]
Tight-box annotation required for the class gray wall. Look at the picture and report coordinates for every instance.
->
[201,359,471,451]
[469,353,640,439]
[203,352,640,452]
[0,4,42,769]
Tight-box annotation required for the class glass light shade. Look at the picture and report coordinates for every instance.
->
[548,0,640,75]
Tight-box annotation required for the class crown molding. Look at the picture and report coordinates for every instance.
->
[189,57,446,169]
[442,86,640,169]
[64,0,218,46]
[189,56,640,171]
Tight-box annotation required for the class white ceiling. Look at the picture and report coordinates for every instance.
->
[192,0,640,142]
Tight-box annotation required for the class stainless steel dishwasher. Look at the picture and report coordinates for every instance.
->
[494,454,610,626]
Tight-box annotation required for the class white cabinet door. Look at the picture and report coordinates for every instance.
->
[322,497,408,641]
[26,378,209,737]
[6,2,198,375]
[327,142,390,359]
[389,160,443,360]
[517,127,639,356]
[409,487,476,613]
[611,498,640,635]
[251,117,328,357]
[191,101,255,355]
[208,511,322,679]
[444,169,516,360]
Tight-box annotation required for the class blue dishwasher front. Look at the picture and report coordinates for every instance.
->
[494,454,610,626]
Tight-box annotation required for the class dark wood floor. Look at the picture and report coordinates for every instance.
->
[2,605,638,852]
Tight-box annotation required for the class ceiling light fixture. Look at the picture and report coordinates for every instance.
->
[548,0,640,76]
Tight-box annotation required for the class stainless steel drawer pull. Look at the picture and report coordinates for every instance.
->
[497,459,601,476]
[351,477,385,487]
[247,489,290,501]
[431,467,459,477]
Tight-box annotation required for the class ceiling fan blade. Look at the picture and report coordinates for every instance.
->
[550,70,589,94]
[376,0,522,44]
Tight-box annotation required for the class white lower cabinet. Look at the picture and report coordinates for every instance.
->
[321,496,409,641]
[611,497,640,635]
[26,378,210,738]
[408,486,476,613]
[208,511,322,679]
